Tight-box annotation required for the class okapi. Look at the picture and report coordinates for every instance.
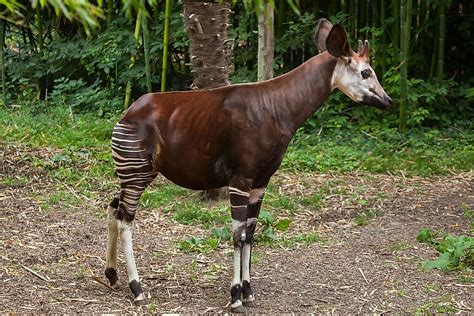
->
[105,19,391,312]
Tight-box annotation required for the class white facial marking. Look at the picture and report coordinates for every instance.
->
[331,57,383,104]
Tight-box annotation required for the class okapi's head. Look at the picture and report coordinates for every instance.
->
[315,19,392,109]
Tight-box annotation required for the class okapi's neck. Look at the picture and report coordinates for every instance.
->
[260,52,337,135]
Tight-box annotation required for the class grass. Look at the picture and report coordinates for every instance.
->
[283,127,474,176]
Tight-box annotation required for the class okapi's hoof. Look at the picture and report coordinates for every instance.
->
[230,299,246,313]
[242,298,256,308]
[133,293,147,306]
[230,304,246,313]
[105,267,119,288]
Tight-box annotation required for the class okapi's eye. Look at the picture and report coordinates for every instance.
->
[361,69,372,79]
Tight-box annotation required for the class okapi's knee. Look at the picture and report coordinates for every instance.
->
[232,220,247,247]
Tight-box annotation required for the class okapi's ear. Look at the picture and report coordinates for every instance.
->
[358,40,370,60]
[326,24,351,58]
[314,18,333,53]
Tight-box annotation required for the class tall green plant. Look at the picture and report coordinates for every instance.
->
[141,0,152,93]
[0,21,6,106]
[161,0,170,92]
[399,0,408,132]
[436,0,446,81]
[124,9,142,108]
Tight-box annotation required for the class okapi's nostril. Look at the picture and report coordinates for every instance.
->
[387,96,393,105]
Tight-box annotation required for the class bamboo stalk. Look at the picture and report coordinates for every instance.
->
[399,0,408,133]
[161,0,171,92]
[141,0,152,93]
[436,0,445,81]
[124,9,142,109]
[380,0,386,81]
[107,0,113,27]
[0,21,6,106]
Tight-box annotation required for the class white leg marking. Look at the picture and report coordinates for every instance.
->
[249,188,265,204]
[118,221,140,284]
[242,243,251,282]
[229,186,251,197]
[232,246,242,286]
[106,206,118,269]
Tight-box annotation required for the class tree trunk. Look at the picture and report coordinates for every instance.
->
[257,1,274,81]
[183,0,232,200]
[183,0,231,89]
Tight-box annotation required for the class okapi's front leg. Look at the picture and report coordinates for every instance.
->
[241,188,266,307]
[229,186,250,313]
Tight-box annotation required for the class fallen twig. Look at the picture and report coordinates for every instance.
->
[20,264,50,282]
[91,275,118,292]
[358,267,369,285]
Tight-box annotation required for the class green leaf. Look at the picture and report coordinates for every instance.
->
[417,228,433,244]
[423,252,451,271]
[274,218,292,231]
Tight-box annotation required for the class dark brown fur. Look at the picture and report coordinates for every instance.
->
[120,52,337,191]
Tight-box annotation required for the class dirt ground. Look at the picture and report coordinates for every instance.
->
[1,143,473,313]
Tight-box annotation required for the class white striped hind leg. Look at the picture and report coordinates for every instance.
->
[105,198,120,289]
[241,188,265,307]
[117,217,146,304]
[229,186,251,313]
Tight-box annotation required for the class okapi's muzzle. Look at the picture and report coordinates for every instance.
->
[363,90,392,110]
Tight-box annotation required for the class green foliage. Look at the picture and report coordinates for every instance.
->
[256,210,292,243]
[417,228,474,271]
[283,126,474,176]
[355,209,378,226]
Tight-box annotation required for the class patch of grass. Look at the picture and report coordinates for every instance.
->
[1,176,29,187]
[281,232,321,248]
[177,236,219,254]
[422,283,440,293]
[250,250,263,265]
[173,203,230,227]
[300,192,325,210]
[283,127,474,176]
[140,184,188,209]
[355,209,378,226]
[414,294,460,314]
[389,241,411,252]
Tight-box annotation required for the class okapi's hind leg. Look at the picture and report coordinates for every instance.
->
[105,197,120,289]
[105,121,158,304]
